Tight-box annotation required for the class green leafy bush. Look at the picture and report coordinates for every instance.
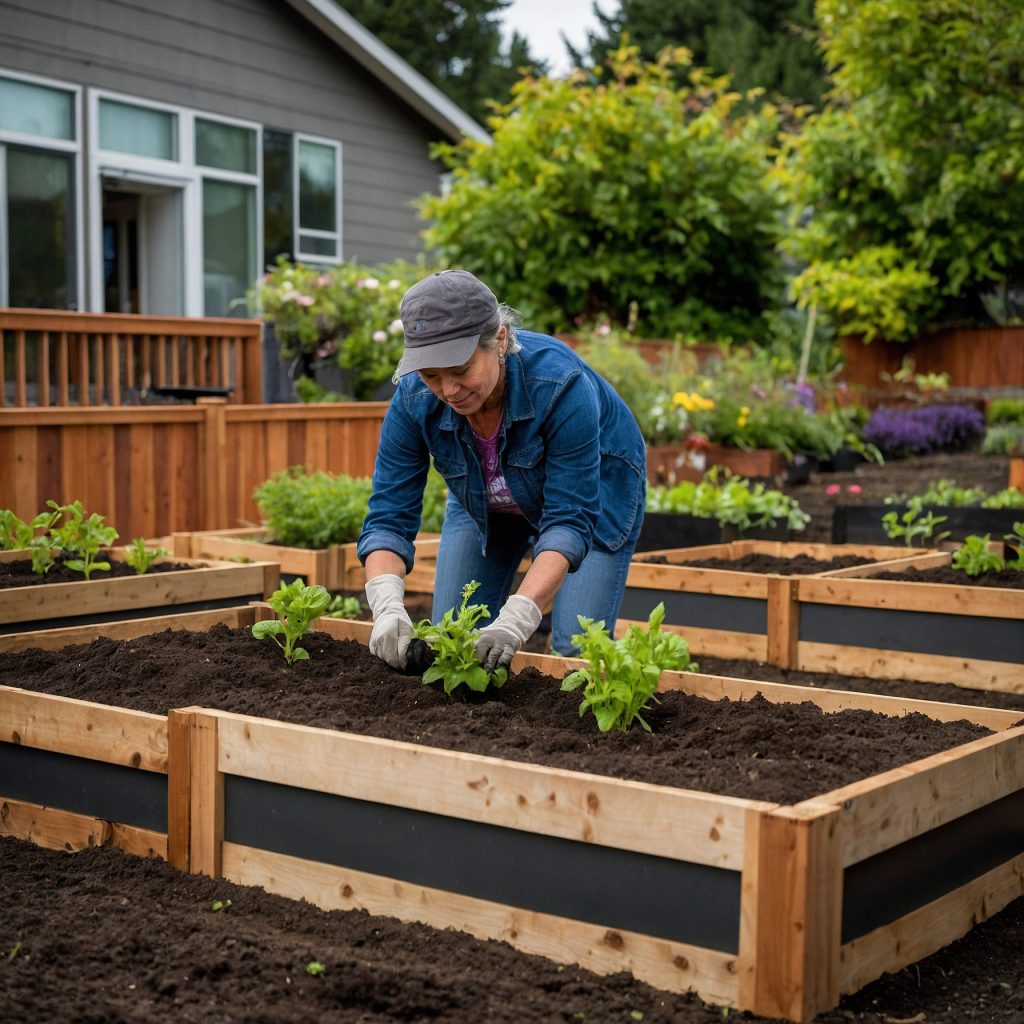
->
[249,257,437,401]
[420,45,784,340]
[253,468,373,549]
[646,472,810,532]
[561,603,697,733]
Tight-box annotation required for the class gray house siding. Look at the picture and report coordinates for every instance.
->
[0,0,450,265]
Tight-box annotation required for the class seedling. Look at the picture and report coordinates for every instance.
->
[305,961,326,976]
[1005,523,1024,570]
[210,899,232,912]
[8,941,21,961]
[251,579,331,663]
[881,503,950,547]
[123,537,169,575]
[0,508,59,551]
[950,534,1005,577]
[561,603,697,733]
[412,580,507,694]
[324,594,364,620]
[47,500,119,579]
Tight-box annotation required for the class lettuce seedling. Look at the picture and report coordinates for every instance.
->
[561,603,697,733]
[881,503,950,547]
[1005,522,1024,570]
[324,594,364,620]
[251,579,331,663]
[124,537,169,575]
[412,580,507,694]
[951,534,1006,577]
[0,508,59,551]
[47,500,119,579]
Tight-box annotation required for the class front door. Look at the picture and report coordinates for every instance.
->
[101,177,183,315]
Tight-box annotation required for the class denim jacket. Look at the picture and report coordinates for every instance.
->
[357,331,646,573]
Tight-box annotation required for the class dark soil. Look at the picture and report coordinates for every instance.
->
[4,836,1021,1024]
[0,626,990,805]
[869,564,1024,588]
[783,449,1013,543]
[0,556,195,590]
[649,553,875,574]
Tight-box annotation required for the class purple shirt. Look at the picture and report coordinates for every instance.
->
[472,421,523,514]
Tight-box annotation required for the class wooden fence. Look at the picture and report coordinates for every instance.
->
[0,309,264,407]
[0,400,387,539]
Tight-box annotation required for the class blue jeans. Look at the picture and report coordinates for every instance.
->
[430,498,637,656]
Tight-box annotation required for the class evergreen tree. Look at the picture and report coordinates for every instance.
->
[572,0,825,107]
[337,0,547,126]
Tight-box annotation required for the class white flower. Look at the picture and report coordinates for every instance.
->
[362,277,380,289]
[389,319,403,333]
[282,289,302,303]
[372,330,388,343]
[388,279,401,289]
[595,324,611,336]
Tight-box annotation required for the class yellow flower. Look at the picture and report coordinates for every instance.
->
[740,405,750,415]
[737,415,748,428]
[672,391,693,411]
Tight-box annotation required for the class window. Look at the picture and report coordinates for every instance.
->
[295,136,340,263]
[196,118,257,175]
[0,71,80,309]
[262,128,293,270]
[98,99,177,161]
[202,179,257,316]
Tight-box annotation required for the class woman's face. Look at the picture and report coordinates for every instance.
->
[418,329,505,416]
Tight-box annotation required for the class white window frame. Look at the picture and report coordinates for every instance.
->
[86,89,261,317]
[0,68,84,310]
[293,133,342,265]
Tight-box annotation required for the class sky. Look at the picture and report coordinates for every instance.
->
[502,0,618,76]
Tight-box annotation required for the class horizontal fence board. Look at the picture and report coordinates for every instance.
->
[0,403,387,537]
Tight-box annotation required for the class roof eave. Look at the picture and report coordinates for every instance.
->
[285,0,491,144]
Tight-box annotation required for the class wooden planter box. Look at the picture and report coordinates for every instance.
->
[0,548,278,638]
[1,607,1021,1022]
[637,513,796,553]
[832,504,1024,546]
[795,551,1024,693]
[621,541,935,665]
[172,527,440,593]
[646,444,789,487]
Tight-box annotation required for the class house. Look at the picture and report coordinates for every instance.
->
[0,0,486,318]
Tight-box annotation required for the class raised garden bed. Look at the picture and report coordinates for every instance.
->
[0,548,278,639]
[621,541,936,666]
[172,527,439,593]
[636,513,795,552]
[646,443,788,487]
[2,607,1022,1021]
[832,503,1024,546]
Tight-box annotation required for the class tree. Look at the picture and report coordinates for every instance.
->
[419,46,785,340]
[781,0,1024,341]
[571,0,825,107]
[337,0,547,125]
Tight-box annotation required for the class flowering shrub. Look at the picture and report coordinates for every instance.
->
[249,257,438,400]
[863,404,985,457]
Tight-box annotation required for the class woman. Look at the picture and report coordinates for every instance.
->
[357,269,646,672]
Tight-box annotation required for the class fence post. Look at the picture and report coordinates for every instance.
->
[198,397,228,529]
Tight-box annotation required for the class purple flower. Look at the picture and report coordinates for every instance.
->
[863,404,984,456]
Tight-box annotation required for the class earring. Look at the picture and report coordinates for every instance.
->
[498,351,506,367]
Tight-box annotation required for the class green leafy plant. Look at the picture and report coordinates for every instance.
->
[561,603,697,733]
[881,504,950,548]
[412,580,507,694]
[48,500,119,579]
[324,594,364,620]
[210,899,232,912]
[884,480,1024,510]
[950,535,1005,577]
[123,537,169,575]
[251,579,331,663]
[253,467,373,549]
[1005,523,1024,570]
[305,961,326,976]
[0,508,59,551]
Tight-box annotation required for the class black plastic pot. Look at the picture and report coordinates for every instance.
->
[635,513,724,552]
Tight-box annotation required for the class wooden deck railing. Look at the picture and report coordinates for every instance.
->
[0,309,264,407]
[0,400,387,538]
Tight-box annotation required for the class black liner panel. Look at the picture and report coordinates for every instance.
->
[0,594,264,636]
[842,789,1024,944]
[224,775,743,953]
[800,603,1024,664]
[832,505,1024,546]
[620,587,767,635]
[0,742,167,832]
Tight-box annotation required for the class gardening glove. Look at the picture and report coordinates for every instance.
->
[365,573,413,670]
[475,594,543,673]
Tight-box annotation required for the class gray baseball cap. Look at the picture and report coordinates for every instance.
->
[395,270,500,377]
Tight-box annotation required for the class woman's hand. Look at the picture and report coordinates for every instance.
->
[365,573,413,669]
[474,594,543,672]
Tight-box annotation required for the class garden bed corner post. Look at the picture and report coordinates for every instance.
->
[765,576,800,670]
[167,707,223,878]
[739,804,843,1022]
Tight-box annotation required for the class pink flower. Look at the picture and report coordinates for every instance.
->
[372,330,388,343]
[825,484,841,496]
[296,294,314,307]
[847,484,862,495]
